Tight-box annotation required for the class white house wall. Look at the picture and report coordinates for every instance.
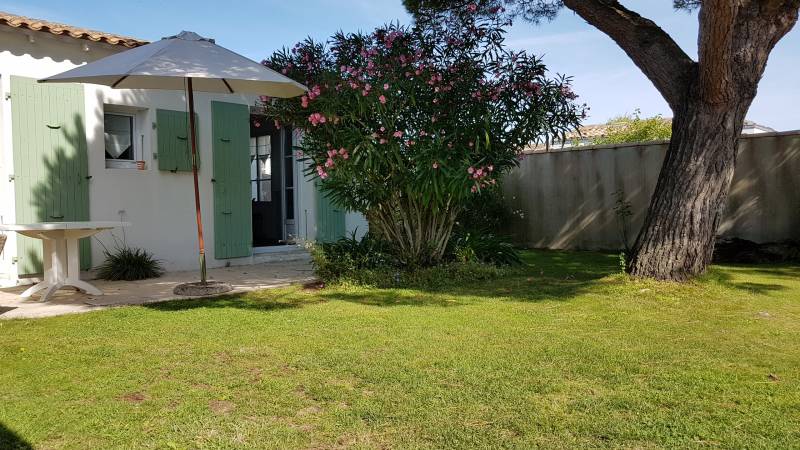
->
[0,26,367,286]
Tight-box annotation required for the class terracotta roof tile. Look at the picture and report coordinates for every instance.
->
[0,11,148,48]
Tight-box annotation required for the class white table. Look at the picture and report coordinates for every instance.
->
[0,222,129,301]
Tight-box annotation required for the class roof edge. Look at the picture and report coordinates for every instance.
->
[0,11,149,48]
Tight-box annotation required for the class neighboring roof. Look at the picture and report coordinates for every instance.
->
[743,119,776,132]
[0,11,148,48]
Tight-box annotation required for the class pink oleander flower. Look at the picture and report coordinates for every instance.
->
[379,95,387,104]
[393,131,403,138]
[300,96,309,108]
[307,113,326,127]
[379,138,388,144]
[471,185,478,193]
[432,162,439,169]
[487,165,494,172]
[325,158,335,168]
[467,167,475,174]
[383,83,390,90]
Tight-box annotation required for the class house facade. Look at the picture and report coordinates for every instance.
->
[0,12,365,286]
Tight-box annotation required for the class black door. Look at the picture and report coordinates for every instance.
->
[251,120,281,246]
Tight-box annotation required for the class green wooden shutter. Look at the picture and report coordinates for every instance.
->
[211,101,252,259]
[10,76,91,275]
[316,185,346,243]
[156,109,199,172]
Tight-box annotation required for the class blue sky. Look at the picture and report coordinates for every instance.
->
[8,1,800,130]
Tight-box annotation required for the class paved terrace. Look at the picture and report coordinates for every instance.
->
[0,259,315,320]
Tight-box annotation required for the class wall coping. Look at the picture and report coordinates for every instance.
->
[524,129,800,156]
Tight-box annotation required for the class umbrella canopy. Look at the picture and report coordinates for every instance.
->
[40,31,307,97]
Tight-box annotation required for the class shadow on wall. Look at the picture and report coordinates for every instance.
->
[18,114,90,274]
[0,422,33,450]
[504,132,800,250]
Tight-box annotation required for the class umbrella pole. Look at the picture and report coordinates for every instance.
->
[186,78,207,283]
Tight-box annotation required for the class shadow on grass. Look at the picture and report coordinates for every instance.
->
[706,264,797,295]
[316,290,463,307]
[722,264,800,279]
[143,251,621,311]
[0,422,32,450]
[143,291,325,312]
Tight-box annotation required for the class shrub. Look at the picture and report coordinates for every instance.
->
[262,7,584,266]
[310,232,398,282]
[449,230,522,266]
[456,184,517,233]
[311,230,520,287]
[592,110,672,145]
[96,245,164,281]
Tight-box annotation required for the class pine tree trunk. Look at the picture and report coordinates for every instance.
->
[559,0,800,281]
[627,98,746,281]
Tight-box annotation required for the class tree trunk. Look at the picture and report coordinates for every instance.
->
[366,194,459,267]
[627,96,747,280]
[561,0,799,281]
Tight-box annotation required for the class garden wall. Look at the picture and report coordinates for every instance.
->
[503,130,800,250]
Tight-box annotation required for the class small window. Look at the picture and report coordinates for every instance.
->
[104,113,135,162]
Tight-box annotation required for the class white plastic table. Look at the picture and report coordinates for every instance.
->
[0,222,129,301]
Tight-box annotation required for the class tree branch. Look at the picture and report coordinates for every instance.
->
[698,0,800,107]
[562,0,696,111]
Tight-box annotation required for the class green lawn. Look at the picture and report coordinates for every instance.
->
[1,251,799,449]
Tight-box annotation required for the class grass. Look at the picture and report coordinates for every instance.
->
[0,250,798,449]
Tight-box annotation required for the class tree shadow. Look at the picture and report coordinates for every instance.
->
[704,265,793,294]
[143,290,325,312]
[0,422,32,450]
[16,113,91,275]
[316,290,463,307]
[144,250,620,312]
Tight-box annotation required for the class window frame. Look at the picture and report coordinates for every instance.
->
[103,109,140,169]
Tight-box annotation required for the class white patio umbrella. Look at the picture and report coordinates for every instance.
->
[40,31,306,287]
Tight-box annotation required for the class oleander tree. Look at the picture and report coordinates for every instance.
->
[260,6,584,266]
[406,0,800,280]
